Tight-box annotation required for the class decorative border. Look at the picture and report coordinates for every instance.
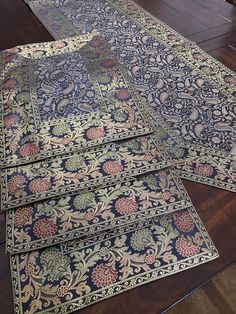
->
[10,202,219,314]
[24,0,236,192]
[1,134,172,211]
[1,35,155,168]
[6,168,191,253]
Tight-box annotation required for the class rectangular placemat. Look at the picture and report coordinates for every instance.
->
[1,134,171,211]
[6,168,191,253]
[10,205,218,314]
[0,35,153,168]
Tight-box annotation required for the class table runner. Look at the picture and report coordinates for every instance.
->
[10,205,218,314]
[6,168,191,254]
[25,0,236,192]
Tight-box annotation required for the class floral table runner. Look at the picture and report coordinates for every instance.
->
[25,0,236,192]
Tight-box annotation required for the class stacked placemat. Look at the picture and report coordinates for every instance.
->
[0,35,218,314]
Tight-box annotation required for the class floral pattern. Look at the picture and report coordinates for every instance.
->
[0,35,152,168]
[6,168,190,253]
[2,134,170,211]
[10,209,218,314]
[25,0,236,192]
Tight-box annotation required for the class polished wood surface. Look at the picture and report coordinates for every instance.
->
[166,264,236,313]
[0,0,235,313]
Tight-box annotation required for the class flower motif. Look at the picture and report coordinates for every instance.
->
[194,53,206,61]
[65,156,85,171]
[16,91,30,102]
[101,59,115,68]
[86,127,105,140]
[144,254,156,265]
[97,74,111,84]
[113,109,128,122]
[7,175,26,195]
[122,138,141,153]
[73,192,95,210]
[175,235,201,257]
[141,173,158,190]
[161,190,171,201]
[194,163,213,177]
[130,228,154,251]
[102,160,123,175]
[116,88,131,100]
[159,170,167,178]
[40,247,71,282]
[2,78,17,90]
[4,54,16,63]
[52,123,71,136]
[33,218,57,238]
[115,197,138,215]
[57,285,69,298]
[225,76,236,84]
[91,263,118,288]
[25,263,35,276]
[14,206,33,227]
[84,211,95,221]
[174,210,194,232]
[4,114,20,128]
[19,143,39,157]
[37,203,54,216]
[53,41,65,49]
[60,137,71,145]
[173,148,185,158]
[90,38,102,47]
[144,154,154,161]
[29,178,51,194]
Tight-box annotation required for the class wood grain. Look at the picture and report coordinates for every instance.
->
[166,264,236,313]
[0,0,235,313]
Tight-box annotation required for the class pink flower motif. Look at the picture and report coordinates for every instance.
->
[144,254,156,265]
[123,121,133,129]
[194,53,206,60]
[60,138,71,145]
[4,54,16,63]
[2,78,17,90]
[7,175,26,195]
[86,127,105,140]
[161,191,171,200]
[175,235,201,257]
[7,47,19,54]
[116,88,131,100]
[19,143,39,157]
[159,170,167,178]
[144,154,154,161]
[91,263,118,288]
[29,178,51,194]
[25,263,35,276]
[101,59,115,68]
[33,218,57,238]
[103,160,123,175]
[115,197,138,215]
[174,210,194,232]
[90,38,102,47]
[75,172,86,180]
[194,163,213,177]
[53,41,65,49]
[57,285,69,297]
[84,212,95,221]
[4,114,20,128]
[225,76,236,84]
[14,206,33,227]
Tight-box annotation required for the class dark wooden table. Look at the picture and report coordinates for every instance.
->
[0,0,236,313]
